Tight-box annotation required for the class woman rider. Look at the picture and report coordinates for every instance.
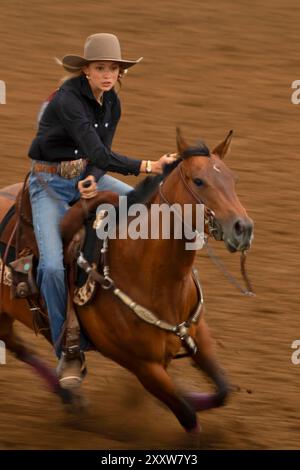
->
[28,33,176,388]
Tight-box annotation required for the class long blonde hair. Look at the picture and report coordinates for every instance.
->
[54,57,84,84]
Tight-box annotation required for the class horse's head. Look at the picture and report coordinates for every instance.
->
[175,128,254,252]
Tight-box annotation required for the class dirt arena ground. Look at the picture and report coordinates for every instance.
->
[0,0,300,450]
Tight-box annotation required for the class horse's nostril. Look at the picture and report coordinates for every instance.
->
[234,220,244,236]
[233,219,253,245]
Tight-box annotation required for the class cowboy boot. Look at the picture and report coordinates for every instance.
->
[57,326,87,389]
[57,347,87,389]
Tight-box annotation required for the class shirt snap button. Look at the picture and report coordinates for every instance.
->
[74,149,78,155]
[94,123,98,128]
[105,122,109,128]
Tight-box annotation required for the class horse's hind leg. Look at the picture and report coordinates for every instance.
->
[183,316,230,411]
[0,313,73,405]
[134,361,199,432]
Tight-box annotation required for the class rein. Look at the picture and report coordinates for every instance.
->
[204,243,254,295]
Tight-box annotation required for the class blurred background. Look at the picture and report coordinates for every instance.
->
[0,0,299,449]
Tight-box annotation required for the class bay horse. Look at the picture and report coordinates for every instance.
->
[0,129,253,432]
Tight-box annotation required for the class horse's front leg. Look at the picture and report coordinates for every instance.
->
[134,361,200,433]
[183,316,230,411]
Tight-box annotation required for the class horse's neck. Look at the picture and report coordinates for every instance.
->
[146,237,196,281]
[108,179,198,321]
[148,171,197,280]
[111,232,196,282]
[110,236,197,327]
[111,170,197,288]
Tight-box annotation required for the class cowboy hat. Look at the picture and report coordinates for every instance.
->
[61,33,143,72]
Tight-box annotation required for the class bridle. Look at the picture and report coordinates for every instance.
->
[159,160,254,296]
[159,161,222,241]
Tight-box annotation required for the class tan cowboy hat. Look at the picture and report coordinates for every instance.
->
[61,33,143,72]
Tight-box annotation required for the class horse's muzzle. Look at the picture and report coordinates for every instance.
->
[223,217,254,253]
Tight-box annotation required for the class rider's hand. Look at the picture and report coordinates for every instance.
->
[78,175,98,199]
[142,153,178,175]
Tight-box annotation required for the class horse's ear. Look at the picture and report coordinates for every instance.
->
[176,127,189,154]
[212,130,234,160]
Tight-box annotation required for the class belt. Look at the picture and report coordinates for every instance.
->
[32,158,88,179]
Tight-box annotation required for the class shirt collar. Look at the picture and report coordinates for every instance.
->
[81,75,108,107]
[62,74,112,106]
[80,74,97,102]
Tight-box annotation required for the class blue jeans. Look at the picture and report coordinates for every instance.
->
[29,169,133,357]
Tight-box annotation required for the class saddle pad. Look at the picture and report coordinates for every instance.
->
[0,203,99,306]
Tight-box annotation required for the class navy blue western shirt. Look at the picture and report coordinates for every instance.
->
[28,74,142,180]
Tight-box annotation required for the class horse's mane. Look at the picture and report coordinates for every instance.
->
[181,141,210,159]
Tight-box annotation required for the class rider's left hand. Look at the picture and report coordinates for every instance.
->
[78,175,98,199]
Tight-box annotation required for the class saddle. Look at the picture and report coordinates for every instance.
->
[0,181,39,299]
[0,177,119,349]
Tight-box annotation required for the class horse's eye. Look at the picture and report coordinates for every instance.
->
[193,178,204,187]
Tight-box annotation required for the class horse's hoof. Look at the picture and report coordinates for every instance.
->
[184,392,219,411]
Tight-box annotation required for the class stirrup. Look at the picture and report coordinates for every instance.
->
[57,349,87,389]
